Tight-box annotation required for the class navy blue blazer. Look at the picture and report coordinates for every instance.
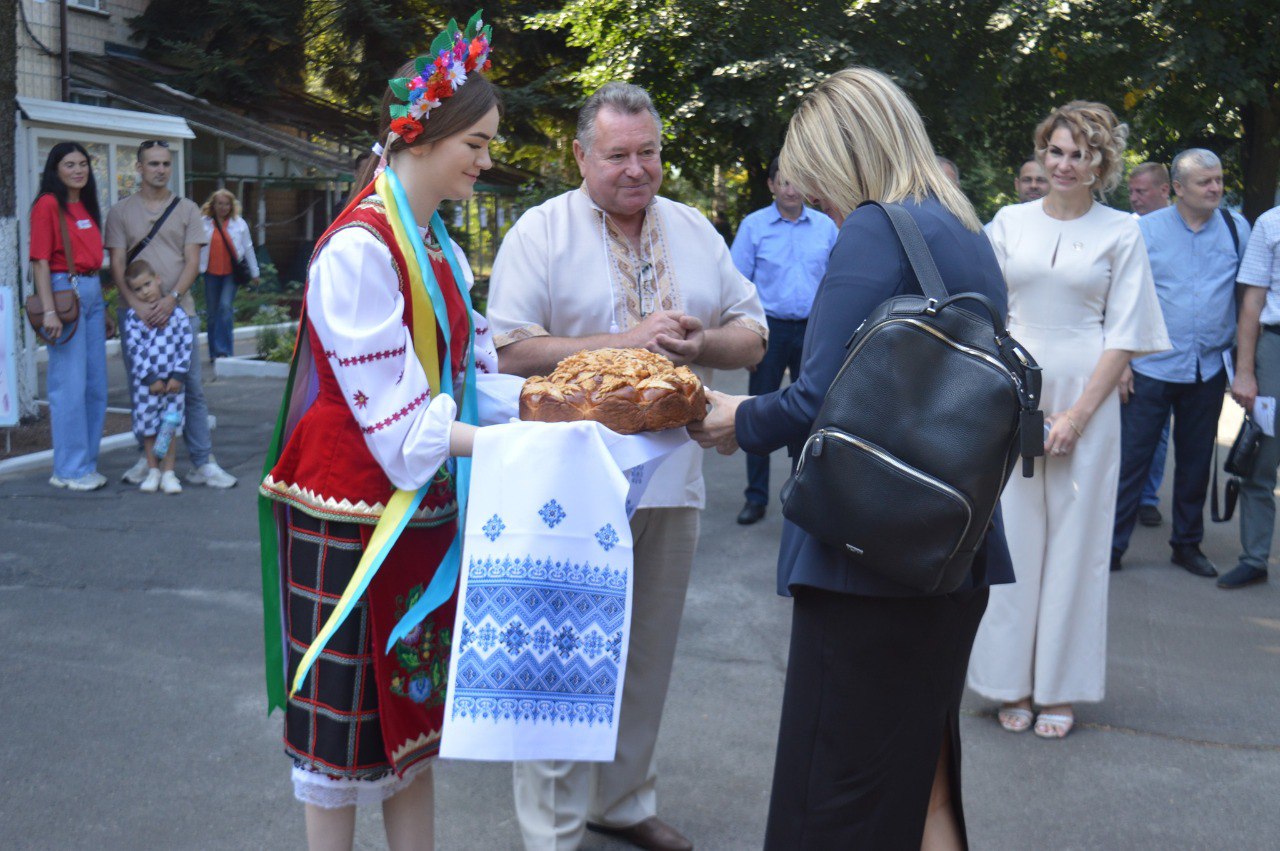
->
[735,197,1016,598]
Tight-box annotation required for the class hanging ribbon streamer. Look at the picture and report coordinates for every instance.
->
[288,168,477,697]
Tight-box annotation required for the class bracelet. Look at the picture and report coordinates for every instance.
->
[1065,415,1084,438]
[43,310,56,316]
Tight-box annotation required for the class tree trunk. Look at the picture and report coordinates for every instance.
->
[1241,93,1280,224]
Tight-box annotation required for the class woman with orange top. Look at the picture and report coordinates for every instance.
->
[199,189,259,363]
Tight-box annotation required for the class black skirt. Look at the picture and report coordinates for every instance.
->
[764,586,989,850]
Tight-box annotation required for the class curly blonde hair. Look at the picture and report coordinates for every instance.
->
[200,188,242,221]
[1034,101,1129,197]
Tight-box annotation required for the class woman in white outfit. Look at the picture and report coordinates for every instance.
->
[967,101,1169,739]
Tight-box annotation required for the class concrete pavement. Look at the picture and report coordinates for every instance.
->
[1,364,1278,850]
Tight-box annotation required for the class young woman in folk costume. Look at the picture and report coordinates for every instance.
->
[258,13,498,850]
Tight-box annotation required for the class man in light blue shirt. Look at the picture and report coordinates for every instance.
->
[729,157,838,525]
[1112,149,1249,577]
[1221,202,1280,589]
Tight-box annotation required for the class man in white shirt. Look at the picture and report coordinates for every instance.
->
[488,82,766,851]
[1223,203,1280,589]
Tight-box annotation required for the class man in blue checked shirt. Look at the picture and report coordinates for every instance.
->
[1111,149,1249,577]
[1222,201,1280,590]
[729,157,839,525]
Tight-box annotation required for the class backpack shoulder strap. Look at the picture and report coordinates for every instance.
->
[859,200,950,302]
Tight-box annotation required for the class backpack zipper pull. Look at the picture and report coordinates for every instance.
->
[811,432,825,457]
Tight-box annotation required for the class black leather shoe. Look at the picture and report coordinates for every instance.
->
[1171,544,1217,577]
[1110,549,1123,572]
[1217,564,1268,589]
[736,501,766,525]
[586,817,693,851]
[1138,504,1162,527]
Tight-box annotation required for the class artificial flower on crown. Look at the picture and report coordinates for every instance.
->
[387,10,493,143]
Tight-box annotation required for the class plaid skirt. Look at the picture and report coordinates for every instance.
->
[280,507,457,783]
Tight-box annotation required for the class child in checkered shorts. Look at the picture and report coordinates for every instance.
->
[123,259,192,494]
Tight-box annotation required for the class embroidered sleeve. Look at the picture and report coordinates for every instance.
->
[487,215,553,348]
[712,224,769,341]
[308,227,457,490]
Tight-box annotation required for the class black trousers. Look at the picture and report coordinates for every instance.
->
[764,586,989,850]
[1112,370,1227,554]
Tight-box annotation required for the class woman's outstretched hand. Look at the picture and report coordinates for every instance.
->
[689,389,746,455]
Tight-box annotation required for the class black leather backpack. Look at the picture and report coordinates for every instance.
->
[779,201,1044,595]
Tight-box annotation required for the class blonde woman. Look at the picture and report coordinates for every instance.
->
[967,102,1168,739]
[199,189,259,362]
[692,67,1013,850]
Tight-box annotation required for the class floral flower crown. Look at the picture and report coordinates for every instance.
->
[387,10,493,146]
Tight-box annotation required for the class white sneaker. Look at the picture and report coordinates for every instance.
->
[161,470,183,494]
[52,473,107,492]
[139,468,162,493]
[188,457,237,489]
[122,456,149,484]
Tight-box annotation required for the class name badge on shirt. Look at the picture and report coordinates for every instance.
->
[75,219,93,230]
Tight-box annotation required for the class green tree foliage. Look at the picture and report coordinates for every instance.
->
[130,0,307,104]
[535,0,1280,222]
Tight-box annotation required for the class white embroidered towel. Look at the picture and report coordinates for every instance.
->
[441,420,685,761]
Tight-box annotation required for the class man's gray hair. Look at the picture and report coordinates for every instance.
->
[1171,148,1222,185]
[576,82,663,153]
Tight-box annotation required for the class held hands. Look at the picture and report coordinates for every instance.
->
[622,312,707,366]
[688,389,746,455]
[1044,409,1086,457]
[149,379,166,395]
[654,316,706,366]
[1232,372,1258,410]
[165,378,182,394]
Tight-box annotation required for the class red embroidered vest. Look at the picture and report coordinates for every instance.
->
[261,197,470,526]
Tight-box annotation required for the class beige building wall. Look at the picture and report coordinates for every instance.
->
[16,0,150,100]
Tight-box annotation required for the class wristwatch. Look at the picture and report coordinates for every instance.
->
[170,291,181,302]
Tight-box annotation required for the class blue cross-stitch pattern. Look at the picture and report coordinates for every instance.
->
[595,524,619,551]
[452,554,629,727]
[483,514,506,541]
[628,466,645,484]
[538,499,566,528]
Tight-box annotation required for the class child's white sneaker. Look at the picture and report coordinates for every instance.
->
[139,468,161,493]
[122,456,149,484]
[161,470,183,495]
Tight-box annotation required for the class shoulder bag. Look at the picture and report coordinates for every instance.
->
[26,205,81,345]
[214,216,253,286]
[779,201,1044,595]
[126,196,182,264]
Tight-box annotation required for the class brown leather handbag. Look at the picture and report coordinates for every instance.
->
[26,205,81,345]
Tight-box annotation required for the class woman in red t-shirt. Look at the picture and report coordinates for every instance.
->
[29,142,108,491]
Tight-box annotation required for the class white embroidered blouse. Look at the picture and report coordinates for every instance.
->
[306,223,498,491]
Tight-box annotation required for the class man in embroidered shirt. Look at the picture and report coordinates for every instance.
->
[105,141,236,489]
[729,156,837,525]
[1223,202,1280,589]
[488,82,766,851]
[1126,162,1176,527]
[1111,149,1249,577]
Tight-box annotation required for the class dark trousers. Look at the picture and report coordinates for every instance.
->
[746,316,807,505]
[1113,369,1226,555]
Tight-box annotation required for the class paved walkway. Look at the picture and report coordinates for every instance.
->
[1,363,1277,849]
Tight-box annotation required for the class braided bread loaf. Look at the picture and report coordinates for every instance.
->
[519,348,707,434]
